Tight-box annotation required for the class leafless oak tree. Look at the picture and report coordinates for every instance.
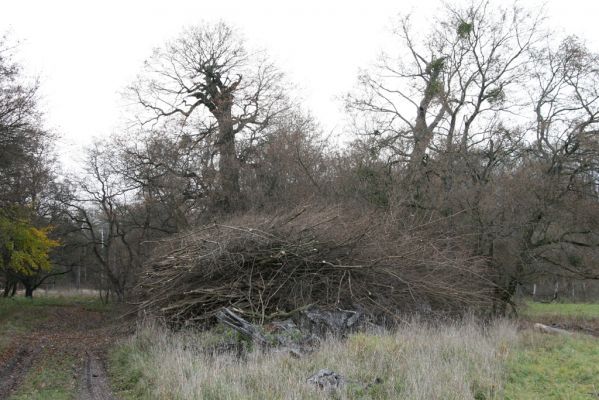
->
[131,22,288,212]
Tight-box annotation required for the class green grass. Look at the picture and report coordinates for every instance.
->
[0,297,53,353]
[505,332,599,399]
[9,352,78,400]
[509,301,599,399]
[109,343,153,400]
[521,302,599,320]
[0,295,111,327]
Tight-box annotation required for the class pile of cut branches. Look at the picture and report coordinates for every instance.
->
[137,206,495,325]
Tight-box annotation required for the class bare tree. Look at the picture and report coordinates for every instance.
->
[346,1,541,200]
[515,36,599,283]
[131,22,288,212]
[59,143,139,301]
[0,34,53,209]
[117,130,211,231]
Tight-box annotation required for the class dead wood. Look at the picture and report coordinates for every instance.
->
[216,308,267,346]
[136,206,495,325]
[533,323,574,336]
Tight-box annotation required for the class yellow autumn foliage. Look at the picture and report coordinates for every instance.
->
[0,216,60,277]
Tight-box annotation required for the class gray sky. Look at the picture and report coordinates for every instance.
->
[2,0,599,168]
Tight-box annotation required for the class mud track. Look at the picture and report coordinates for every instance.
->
[0,344,43,396]
[0,303,126,399]
[78,351,116,400]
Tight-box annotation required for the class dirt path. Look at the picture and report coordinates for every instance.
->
[0,343,43,396]
[0,302,127,399]
[78,351,117,400]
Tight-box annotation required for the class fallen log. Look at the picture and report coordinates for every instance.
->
[533,323,573,336]
[216,308,268,346]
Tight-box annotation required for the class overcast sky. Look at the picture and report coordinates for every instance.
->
[2,0,599,168]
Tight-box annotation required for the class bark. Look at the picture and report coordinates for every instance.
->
[216,110,241,212]
[405,59,446,199]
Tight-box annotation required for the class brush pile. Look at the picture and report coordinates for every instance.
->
[137,206,495,325]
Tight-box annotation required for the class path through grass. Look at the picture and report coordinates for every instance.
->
[0,293,117,400]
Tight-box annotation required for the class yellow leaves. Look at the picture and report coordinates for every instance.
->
[0,216,59,277]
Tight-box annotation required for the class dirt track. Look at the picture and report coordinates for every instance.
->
[0,302,125,399]
[79,351,116,400]
[0,344,43,396]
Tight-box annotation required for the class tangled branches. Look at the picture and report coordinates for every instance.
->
[137,206,495,325]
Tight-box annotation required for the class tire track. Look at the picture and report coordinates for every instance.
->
[0,303,125,399]
[78,351,116,400]
[0,341,44,399]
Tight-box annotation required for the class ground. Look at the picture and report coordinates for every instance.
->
[0,294,128,400]
[505,301,599,399]
[1,296,599,399]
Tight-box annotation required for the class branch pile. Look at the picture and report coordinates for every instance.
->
[137,206,495,325]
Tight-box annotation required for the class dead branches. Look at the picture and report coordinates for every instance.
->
[136,206,495,325]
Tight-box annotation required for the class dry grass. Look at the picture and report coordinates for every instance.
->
[110,318,517,399]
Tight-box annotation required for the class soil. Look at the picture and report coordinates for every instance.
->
[79,351,117,400]
[0,302,130,399]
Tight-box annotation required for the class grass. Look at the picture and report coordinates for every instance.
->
[0,293,111,321]
[9,352,78,400]
[109,319,518,400]
[504,300,599,399]
[0,297,55,354]
[0,292,112,399]
[504,332,599,399]
[3,295,598,399]
[520,301,599,320]
[0,294,109,353]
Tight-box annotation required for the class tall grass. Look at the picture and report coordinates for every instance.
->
[110,319,517,399]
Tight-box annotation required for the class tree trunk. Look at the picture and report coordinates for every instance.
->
[24,284,34,298]
[405,65,445,203]
[4,279,17,297]
[216,110,241,212]
[492,277,517,316]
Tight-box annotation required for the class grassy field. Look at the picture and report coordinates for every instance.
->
[520,301,599,320]
[501,301,599,399]
[0,295,105,353]
[505,332,599,399]
[108,302,599,400]
[3,296,599,399]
